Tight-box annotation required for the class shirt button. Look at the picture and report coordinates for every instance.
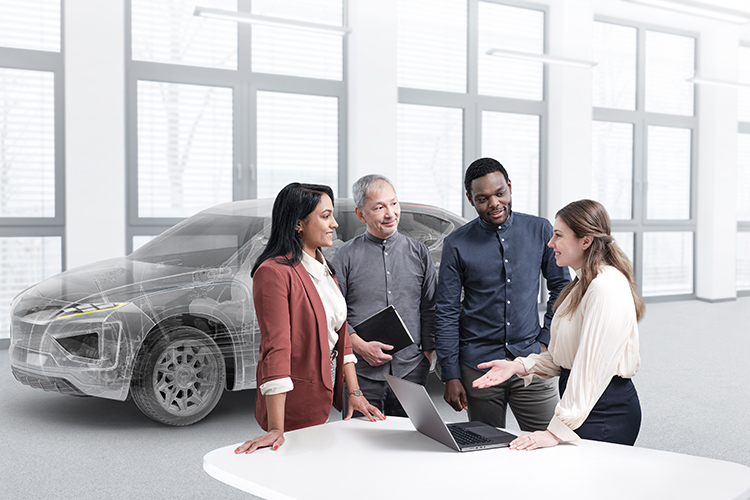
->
[507,300,511,304]
[505,259,508,263]
[507,279,511,282]
[501,238,505,242]
[384,252,388,256]
[388,290,392,294]
[386,271,390,275]
[507,322,511,326]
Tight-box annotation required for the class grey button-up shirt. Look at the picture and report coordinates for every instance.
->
[330,230,437,380]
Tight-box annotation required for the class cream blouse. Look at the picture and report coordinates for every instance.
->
[260,250,356,396]
[517,266,641,442]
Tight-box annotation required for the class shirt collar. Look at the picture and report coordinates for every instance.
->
[300,249,331,281]
[476,210,514,233]
[364,229,400,248]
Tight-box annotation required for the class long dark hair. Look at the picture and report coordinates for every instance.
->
[251,182,335,277]
[553,199,645,322]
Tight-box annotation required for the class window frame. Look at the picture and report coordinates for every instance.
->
[0,4,65,344]
[124,0,348,252]
[397,0,549,219]
[593,17,699,302]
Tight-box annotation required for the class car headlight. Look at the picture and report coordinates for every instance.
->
[55,302,128,320]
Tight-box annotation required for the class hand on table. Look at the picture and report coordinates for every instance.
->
[443,379,468,412]
[235,428,285,454]
[509,430,560,451]
[344,393,386,422]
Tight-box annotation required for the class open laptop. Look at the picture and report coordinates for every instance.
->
[384,373,517,452]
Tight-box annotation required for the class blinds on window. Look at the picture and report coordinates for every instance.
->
[642,232,694,296]
[645,30,695,116]
[591,121,634,220]
[647,126,692,220]
[478,1,544,101]
[397,103,463,215]
[0,68,55,218]
[0,0,60,52]
[251,0,343,80]
[592,22,636,111]
[131,0,238,69]
[256,91,339,199]
[397,0,467,93]
[137,80,233,218]
[0,237,61,338]
[481,111,540,216]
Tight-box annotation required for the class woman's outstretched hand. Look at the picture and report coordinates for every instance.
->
[472,359,526,389]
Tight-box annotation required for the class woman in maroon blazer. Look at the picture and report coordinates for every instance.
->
[236,183,384,454]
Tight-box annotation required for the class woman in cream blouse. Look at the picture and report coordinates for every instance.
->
[235,183,384,454]
[473,199,644,449]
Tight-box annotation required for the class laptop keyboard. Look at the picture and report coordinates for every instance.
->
[448,425,493,446]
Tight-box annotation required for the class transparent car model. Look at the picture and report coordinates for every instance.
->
[9,199,466,426]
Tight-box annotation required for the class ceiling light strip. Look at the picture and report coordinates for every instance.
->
[193,6,350,36]
[485,48,597,68]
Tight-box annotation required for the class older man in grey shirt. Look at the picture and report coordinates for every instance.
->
[330,174,436,416]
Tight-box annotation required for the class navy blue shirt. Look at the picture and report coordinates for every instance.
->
[435,211,571,381]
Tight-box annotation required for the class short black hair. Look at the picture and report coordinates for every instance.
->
[464,158,510,195]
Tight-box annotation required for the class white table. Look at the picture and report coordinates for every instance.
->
[204,417,750,500]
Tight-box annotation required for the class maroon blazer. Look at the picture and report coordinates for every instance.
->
[252,256,353,432]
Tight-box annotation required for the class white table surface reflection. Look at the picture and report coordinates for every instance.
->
[204,417,750,500]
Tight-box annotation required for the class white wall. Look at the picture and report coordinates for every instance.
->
[64,0,126,269]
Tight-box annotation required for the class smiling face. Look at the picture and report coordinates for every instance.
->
[355,181,400,239]
[548,217,592,270]
[467,171,512,226]
[297,193,338,257]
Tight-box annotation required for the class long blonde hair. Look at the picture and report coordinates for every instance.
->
[554,199,645,322]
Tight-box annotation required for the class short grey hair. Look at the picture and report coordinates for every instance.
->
[352,174,395,209]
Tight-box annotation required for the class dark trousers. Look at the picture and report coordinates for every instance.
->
[559,368,642,446]
[348,355,431,417]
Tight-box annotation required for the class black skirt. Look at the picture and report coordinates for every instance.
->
[559,368,642,446]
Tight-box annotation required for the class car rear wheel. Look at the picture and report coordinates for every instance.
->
[131,327,226,426]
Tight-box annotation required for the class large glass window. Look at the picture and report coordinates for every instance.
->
[592,21,697,298]
[592,22,636,111]
[591,121,633,220]
[481,111,540,215]
[397,104,464,213]
[128,0,346,248]
[0,0,63,341]
[257,92,339,198]
[137,81,233,218]
[397,0,546,217]
[646,126,692,221]
[397,0,467,93]
[251,0,344,80]
[0,68,56,218]
[478,2,544,101]
[131,0,237,70]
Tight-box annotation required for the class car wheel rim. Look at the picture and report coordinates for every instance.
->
[152,340,220,416]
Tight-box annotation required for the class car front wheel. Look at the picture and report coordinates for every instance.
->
[131,327,226,426]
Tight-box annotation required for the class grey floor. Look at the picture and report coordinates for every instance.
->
[1,297,749,499]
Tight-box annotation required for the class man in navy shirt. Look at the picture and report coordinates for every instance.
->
[435,158,570,430]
